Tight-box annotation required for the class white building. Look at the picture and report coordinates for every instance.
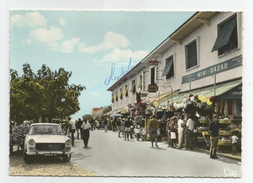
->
[108,12,242,117]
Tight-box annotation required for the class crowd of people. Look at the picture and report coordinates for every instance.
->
[65,113,240,159]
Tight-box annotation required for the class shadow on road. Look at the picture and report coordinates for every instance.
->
[10,149,68,164]
[149,147,167,150]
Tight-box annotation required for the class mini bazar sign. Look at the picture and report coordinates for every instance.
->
[182,55,242,84]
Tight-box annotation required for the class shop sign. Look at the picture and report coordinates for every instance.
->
[148,84,158,92]
[149,61,159,65]
[141,93,148,98]
[182,55,242,84]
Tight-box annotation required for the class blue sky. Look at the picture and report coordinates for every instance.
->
[10,10,195,119]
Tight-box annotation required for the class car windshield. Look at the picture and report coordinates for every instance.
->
[29,125,64,135]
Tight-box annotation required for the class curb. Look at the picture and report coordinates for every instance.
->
[161,141,241,161]
[193,148,241,161]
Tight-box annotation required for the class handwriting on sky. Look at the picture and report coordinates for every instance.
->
[104,58,134,86]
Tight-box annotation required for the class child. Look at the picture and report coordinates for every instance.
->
[135,125,141,141]
[231,133,239,155]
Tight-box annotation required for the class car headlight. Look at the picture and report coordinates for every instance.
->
[66,139,72,146]
[28,139,35,145]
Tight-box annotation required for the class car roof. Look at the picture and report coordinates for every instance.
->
[31,123,59,126]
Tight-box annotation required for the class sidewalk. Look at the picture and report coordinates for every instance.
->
[194,147,241,161]
[161,141,241,161]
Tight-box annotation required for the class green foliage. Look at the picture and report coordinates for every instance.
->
[103,106,112,114]
[82,114,93,121]
[10,63,86,124]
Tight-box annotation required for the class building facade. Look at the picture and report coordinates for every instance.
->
[108,12,242,117]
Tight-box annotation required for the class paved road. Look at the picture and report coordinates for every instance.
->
[70,130,241,177]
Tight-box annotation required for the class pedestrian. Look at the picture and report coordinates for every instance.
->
[90,119,94,130]
[121,118,125,137]
[169,116,177,148]
[135,124,141,141]
[177,115,185,149]
[183,114,195,150]
[104,117,108,133]
[112,118,117,132]
[81,118,91,148]
[117,118,122,138]
[76,118,82,139]
[124,116,131,140]
[193,116,199,148]
[231,132,239,155]
[148,115,159,148]
[208,114,220,159]
[166,118,171,148]
[68,118,76,146]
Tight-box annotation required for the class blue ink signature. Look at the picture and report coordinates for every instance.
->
[104,58,134,86]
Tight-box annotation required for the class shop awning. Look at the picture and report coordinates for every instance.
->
[151,90,179,104]
[161,58,173,77]
[168,79,242,103]
[211,16,237,52]
[121,106,129,114]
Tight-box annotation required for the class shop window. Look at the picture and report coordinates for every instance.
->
[212,15,238,55]
[186,40,197,69]
[161,56,174,79]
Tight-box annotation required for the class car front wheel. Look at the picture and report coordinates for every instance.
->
[23,148,30,163]
[63,154,71,162]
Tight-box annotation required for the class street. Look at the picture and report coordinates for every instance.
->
[70,130,241,177]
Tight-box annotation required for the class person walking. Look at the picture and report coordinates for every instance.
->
[177,115,185,149]
[168,116,177,148]
[117,118,122,138]
[208,114,220,159]
[104,117,108,133]
[76,118,82,139]
[121,118,125,137]
[81,118,91,148]
[184,114,195,150]
[68,118,76,146]
[231,132,239,156]
[124,116,131,140]
[148,115,159,148]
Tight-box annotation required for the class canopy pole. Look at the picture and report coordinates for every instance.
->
[171,88,173,102]
[214,75,216,96]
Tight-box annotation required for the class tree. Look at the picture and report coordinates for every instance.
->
[10,63,86,124]
[82,114,93,121]
[103,106,112,115]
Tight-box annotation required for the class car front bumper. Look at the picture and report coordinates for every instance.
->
[26,150,72,156]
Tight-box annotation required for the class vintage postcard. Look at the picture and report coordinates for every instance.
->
[8,10,243,179]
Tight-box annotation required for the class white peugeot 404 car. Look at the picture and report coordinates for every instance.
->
[23,123,72,163]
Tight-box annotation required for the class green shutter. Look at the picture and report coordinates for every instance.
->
[161,58,173,77]
[130,83,135,92]
[212,16,237,52]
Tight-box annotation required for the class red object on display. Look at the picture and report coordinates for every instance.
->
[189,94,193,98]
[168,100,170,103]
[209,96,216,102]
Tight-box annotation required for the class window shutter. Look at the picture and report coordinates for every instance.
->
[211,16,237,52]
[161,58,173,77]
